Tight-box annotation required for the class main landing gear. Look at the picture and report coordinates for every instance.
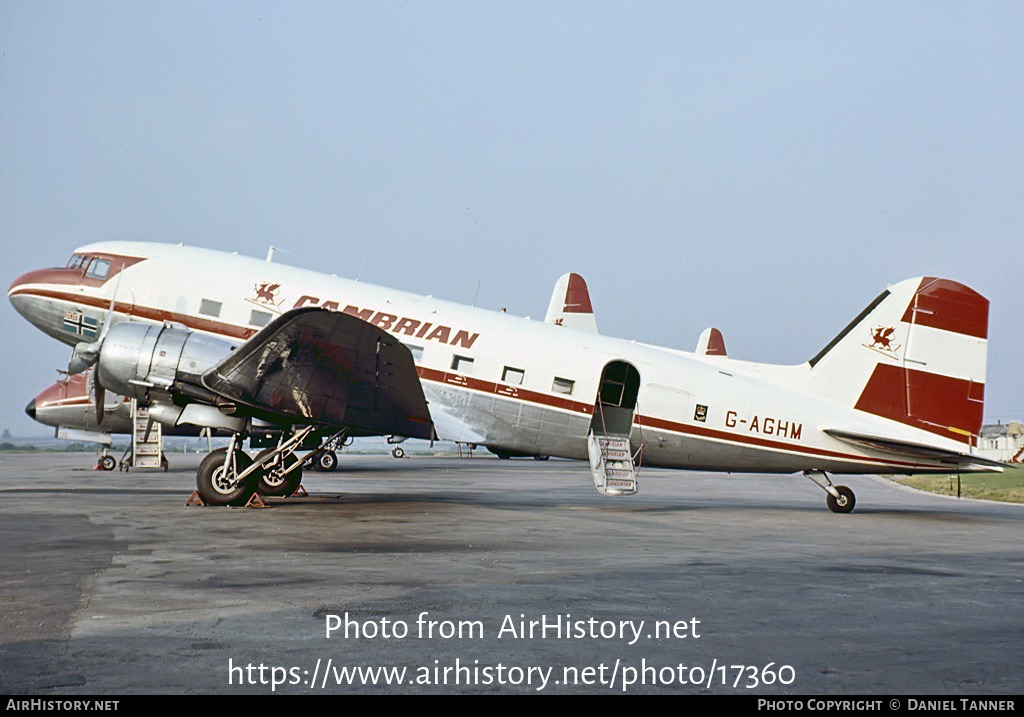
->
[193,427,349,507]
[805,470,856,514]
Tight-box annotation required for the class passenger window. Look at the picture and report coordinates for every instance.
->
[502,366,525,385]
[249,309,272,327]
[451,355,475,374]
[552,377,574,395]
[85,259,110,280]
[199,299,222,318]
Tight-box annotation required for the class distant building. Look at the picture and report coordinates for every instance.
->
[978,422,1024,463]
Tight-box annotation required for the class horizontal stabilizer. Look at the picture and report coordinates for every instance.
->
[203,308,433,439]
[545,273,598,334]
[824,428,1006,471]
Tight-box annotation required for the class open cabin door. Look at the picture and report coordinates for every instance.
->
[587,361,640,496]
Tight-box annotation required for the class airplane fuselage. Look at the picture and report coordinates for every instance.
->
[9,241,987,479]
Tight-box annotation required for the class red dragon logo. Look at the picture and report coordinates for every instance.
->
[864,325,901,356]
[870,326,895,350]
[254,282,281,305]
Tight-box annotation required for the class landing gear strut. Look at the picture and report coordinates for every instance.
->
[195,428,315,506]
[805,470,856,513]
[194,427,354,506]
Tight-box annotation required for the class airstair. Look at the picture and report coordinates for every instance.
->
[587,431,638,496]
[586,360,642,496]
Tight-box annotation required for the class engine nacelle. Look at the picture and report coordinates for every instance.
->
[96,322,236,401]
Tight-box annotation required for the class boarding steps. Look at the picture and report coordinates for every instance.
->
[587,431,638,496]
[126,399,164,470]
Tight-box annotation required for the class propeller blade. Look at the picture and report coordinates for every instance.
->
[95,377,105,426]
[68,341,101,375]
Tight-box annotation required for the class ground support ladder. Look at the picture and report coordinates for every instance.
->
[122,399,165,470]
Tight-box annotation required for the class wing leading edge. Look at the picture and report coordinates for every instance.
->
[202,307,434,439]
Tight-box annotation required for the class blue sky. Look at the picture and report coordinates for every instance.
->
[3,2,1021,436]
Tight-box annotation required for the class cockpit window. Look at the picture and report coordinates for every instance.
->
[85,259,110,280]
[66,254,87,270]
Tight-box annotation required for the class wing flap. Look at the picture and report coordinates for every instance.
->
[202,308,433,439]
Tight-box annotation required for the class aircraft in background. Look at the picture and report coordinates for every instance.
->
[9,242,1000,510]
[24,369,347,474]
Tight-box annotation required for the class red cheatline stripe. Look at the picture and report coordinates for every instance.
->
[12,287,256,341]
[19,287,941,469]
[416,368,933,469]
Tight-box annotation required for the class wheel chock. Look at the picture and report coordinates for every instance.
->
[185,491,206,507]
[245,493,270,508]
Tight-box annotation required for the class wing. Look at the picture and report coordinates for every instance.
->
[202,307,433,439]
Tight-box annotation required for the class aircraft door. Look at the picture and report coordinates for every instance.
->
[587,360,641,497]
[589,360,641,437]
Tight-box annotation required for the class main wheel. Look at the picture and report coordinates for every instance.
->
[196,448,257,506]
[826,485,856,514]
[256,448,303,497]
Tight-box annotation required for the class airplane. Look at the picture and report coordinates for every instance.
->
[8,241,1000,511]
[25,368,137,470]
[24,369,349,473]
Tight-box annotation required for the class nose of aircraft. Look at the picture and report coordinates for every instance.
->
[8,271,31,308]
[25,399,36,420]
[7,268,44,295]
[8,269,45,322]
[8,267,72,339]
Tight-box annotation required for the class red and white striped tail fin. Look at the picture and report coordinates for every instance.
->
[545,273,598,334]
[806,277,988,446]
[696,327,727,356]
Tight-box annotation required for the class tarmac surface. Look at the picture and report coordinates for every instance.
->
[0,450,1021,695]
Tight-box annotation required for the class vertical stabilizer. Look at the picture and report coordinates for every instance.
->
[545,273,598,334]
[696,327,727,356]
[807,277,988,445]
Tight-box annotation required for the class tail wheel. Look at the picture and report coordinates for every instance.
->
[196,448,257,506]
[256,448,302,497]
[315,450,338,472]
[98,455,116,471]
[826,485,856,514]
